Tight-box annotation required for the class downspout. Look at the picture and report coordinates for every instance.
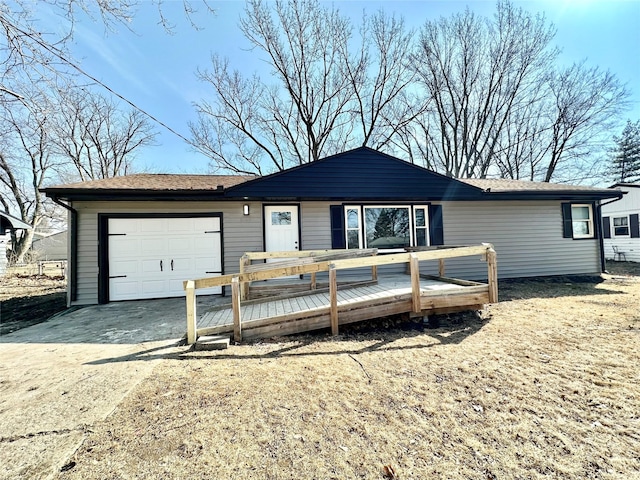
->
[597,195,625,274]
[49,196,78,305]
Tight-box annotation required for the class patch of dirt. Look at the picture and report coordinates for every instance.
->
[0,274,67,335]
[56,273,640,480]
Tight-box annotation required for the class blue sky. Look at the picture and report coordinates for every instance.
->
[62,0,640,174]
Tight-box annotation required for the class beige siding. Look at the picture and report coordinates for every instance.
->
[440,201,601,280]
[71,199,602,305]
[72,200,260,306]
[300,202,332,250]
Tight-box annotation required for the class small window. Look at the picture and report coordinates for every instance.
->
[414,207,429,247]
[345,207,362,249]
[271,211,292,225]
[571,204,594,239]
[613,216,629,236]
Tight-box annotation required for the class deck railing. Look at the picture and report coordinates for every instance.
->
[183,244,497,344]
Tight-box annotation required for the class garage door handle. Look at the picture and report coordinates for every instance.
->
[160,260,163,272]
[171,259,174,271]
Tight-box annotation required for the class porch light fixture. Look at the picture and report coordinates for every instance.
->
[243,204,250,216]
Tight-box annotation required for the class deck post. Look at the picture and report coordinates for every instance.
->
[186,280,197,344]
[239,255,250,300]
[310,272,317,290]
[439,258,446,277]
[409,253,422,313]
[232,277,242,342]
[487,247,498,303]
[329,266,339,335]
[372,250,378,281]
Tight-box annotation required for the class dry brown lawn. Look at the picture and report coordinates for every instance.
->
[53,264,640,479]
[0,274,66,335]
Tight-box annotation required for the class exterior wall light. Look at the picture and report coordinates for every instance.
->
[243,204,250,216]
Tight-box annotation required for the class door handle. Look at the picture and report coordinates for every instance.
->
[160,260,163,272]
[171,259,174,271]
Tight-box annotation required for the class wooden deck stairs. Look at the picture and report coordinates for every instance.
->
[183,245,498,344]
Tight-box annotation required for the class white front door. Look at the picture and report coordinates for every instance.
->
[108,216,222,301]
[264,205,300,254]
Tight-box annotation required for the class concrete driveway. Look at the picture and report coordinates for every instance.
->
[0,295,224,480]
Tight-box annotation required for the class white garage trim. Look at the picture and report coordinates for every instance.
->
[99,214,223,302]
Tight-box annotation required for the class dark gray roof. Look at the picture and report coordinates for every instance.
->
[41,148,622,202]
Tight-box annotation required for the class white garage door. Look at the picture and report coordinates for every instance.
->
[108,217,222,301]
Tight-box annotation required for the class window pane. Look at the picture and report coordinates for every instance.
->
[347,209,359,229]
[271,212,291,225]
[365,207,410,248]
[415,208,426,227]
[416,229,427,247]
[347,230,360,249]
[572,206,590,220]
[572,220,590,236]
[613,217,628,227]
[614,227,629,236]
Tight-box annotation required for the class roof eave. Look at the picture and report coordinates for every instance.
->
[481,190,623,201]
[42,188,228,202]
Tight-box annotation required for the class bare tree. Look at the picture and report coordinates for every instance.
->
[541,62,630,182]
[52,88,157,181]
[0,91,59,263]
[409,1,558,178]
[191,0,419,174]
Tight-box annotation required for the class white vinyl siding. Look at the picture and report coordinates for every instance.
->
[602,185,640,262]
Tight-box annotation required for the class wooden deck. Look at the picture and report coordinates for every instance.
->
[183,245,498,343]
[195,274,488,340]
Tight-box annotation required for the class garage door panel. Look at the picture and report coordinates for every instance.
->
[110,280,139,298]
[108,216,223,301]
[141,279,166,295]
[109,218,138,235]
[167,237,190,251]
[142,259,163,274]
[110,259,138,276]
[109,237,140,257]
[139,219,165,234]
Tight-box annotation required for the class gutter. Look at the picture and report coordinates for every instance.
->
[48,196,78,305]
[597,193,626,274]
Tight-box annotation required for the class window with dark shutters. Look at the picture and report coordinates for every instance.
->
[631,213,640,238]
[329,205,346,249]
[429,204,444,246]
[561,203,573,238]
[602,216,611,238]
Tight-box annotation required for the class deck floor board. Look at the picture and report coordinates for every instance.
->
[195,273,482,338]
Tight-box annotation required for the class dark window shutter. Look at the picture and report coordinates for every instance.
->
[429,204,444,246]
[561,203,573,238]
[602,216,611,238]
[631,213,640,238]
[330,205,345,248]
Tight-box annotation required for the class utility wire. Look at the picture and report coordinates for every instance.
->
[6,17,199,150]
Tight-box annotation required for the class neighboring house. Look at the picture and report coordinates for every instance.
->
[31,230,68,261]
[602,183,640,262]
[42,147,621,307]
[0,212,31,275]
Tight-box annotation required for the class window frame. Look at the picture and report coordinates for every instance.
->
[612,216,630,237]
[343,204,430,252]
[571,204,595,239]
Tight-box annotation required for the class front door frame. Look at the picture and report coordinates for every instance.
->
[262,203,301,253]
